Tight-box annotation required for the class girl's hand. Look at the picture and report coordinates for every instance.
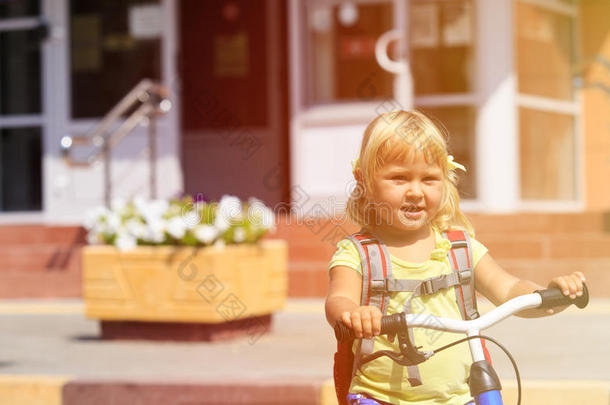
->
[545,271,586,314]
[341,306,382,339]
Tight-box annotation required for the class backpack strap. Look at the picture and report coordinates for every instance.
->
[349,232,424,387]
[348,233,391,359]
[444,230,480,320]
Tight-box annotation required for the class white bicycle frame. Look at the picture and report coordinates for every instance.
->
[404,293,543,363]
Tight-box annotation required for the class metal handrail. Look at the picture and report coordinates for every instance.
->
[60,79,172,207]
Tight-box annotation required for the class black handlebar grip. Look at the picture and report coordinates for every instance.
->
[536,282,589,310]
[334,313,404,342]
[334,321,355,342]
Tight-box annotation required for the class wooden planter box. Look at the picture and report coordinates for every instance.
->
[82,240,287,341]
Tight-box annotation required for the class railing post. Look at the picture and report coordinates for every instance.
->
[149,109,157,200]
[103,138,111,208]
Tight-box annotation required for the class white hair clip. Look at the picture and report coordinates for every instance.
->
[447,155,466,172]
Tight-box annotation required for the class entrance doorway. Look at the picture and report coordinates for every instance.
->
[179,0,289,207]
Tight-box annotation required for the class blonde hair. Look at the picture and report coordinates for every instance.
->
[346,110,474,236]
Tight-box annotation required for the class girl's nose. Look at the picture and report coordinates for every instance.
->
[405,181,423,197]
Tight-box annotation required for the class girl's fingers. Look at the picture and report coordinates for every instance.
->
[360,311,373,338]
[371,311,382,336]
[552,278,569,296]
[350,312,362,338]
[571,274,584,297]
[565,278,578,299]
[341,311,352,328]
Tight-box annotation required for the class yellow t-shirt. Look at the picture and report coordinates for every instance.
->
[328,231,488,405]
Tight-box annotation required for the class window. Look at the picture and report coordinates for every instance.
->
[0,0,39,19]
[516,2,574,100]
[515,0,579,201]
[519,108,575,199]
[304,1,394,104]
[70,0,161,118]
[410,0,475,95]
[0,28,41,115]
[0,127,42,211]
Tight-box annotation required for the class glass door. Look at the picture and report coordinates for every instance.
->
[0,0,46,212]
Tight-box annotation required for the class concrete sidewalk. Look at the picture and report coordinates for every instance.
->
[0,298,609,404]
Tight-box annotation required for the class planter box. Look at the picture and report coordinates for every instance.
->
[82,240,287,335]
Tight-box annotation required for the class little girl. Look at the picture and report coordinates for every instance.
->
[325,110,585,405]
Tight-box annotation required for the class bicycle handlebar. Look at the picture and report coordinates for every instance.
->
[334,284,589,342]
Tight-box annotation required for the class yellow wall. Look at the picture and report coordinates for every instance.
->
[581,0,610,210]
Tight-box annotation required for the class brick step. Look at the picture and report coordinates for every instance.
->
[0,245,82,271]
[0,225,86,245]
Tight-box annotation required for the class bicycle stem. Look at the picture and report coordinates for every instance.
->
[467,329,486,363]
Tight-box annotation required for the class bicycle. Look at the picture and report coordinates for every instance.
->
[334,284,590,405]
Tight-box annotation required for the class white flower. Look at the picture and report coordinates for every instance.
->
[138,199,169,223]
[166,217,186,239]
[233,227,246,243]
[125,219,147,239]
[182,209,200,229]
[194,224,218,244]
[83,206,109,230]
[105,212,122,234]
[247,198,276,232]
[144,218,166,243]
[214,195,242,232]
[115,230,137,251]
[133,195,148,215]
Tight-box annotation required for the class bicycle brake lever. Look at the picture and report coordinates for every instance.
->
[360,349,429,367]
[395,313,431,365]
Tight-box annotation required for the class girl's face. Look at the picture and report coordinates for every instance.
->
[370,153,444,235]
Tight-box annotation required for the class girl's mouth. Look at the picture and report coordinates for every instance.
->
[401,205,424,219]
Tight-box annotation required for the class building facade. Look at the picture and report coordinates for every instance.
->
[0,0,608,225]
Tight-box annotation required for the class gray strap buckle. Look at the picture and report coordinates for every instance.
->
[451,240,469,249]
[420,279,435,295]
[458,270,472,284]
[370,279,387,294]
